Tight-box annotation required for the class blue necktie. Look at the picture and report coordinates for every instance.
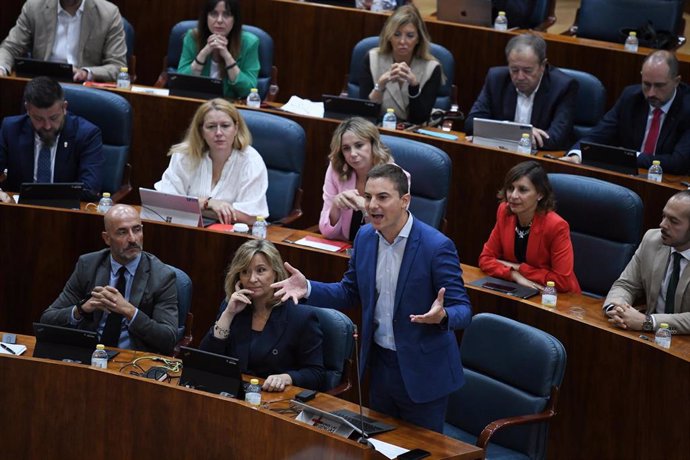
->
[36,143,52,183]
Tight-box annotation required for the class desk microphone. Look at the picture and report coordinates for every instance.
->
[353,325,372,447]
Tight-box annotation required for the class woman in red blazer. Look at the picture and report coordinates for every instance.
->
[479,161,581,293]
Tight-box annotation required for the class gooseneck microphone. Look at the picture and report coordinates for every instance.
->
[353,325,372,447]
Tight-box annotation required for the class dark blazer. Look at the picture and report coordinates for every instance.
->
[465,65,578,150]
[571,83,690,174]
[308,217,473,404]
[0,112,104,200]
[40,248,179,355]
[492,0,537,29]
[199,300,326,391]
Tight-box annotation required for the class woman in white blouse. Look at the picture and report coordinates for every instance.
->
[155,98,268,225]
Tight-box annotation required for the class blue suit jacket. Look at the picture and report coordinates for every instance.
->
[309,217,472,403]
[571,83,690,174]
[0,112,104,200]
[465,65,578,150]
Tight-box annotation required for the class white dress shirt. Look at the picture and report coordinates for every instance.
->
[49,1,85,66]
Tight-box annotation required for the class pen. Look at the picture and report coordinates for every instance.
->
[1,343,16,355]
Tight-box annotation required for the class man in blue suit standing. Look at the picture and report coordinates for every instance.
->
[273,164,472,432]
[0,76,103,202]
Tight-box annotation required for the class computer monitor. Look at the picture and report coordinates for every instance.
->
[178,346,245,398]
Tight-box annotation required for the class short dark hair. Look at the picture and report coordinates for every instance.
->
[505,33,547,63]
[23,76,64,109]
[671,189,690,219]
[196,0,243,59]
[367,163,409,197]
[498,161,555,212]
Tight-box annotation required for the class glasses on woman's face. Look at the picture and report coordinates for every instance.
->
[208,10,233,20]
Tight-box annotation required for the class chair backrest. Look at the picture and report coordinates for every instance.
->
[346,36,455,110]
[548,173,643,297]
[526,0,556,30]
[165,21,274,99]
[380,135,451,230]
[121,16,135,65]
[576,0,685,44]
[303,305,354,393]
[239,110,305,223]
[559,68,606,141]
[167,265,193,341]
[446,313,566,459]
[60,85,132,197]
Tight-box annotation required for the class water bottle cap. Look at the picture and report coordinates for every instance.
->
[251,88,258,92]
[660,323,669,328]
[102,192,111,198]
[522,133,530,138]
[250,378,260,385]
[256,216,265,222]
[546,281,555,287]
[629,31,637,37]
[652,160,660,165]
[120,67,128,72]
[387,108,395,113]
[499,11,506,15]
[96,344,105,350]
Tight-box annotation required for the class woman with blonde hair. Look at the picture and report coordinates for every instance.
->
[155,98,268,225]
[199,239,325,392]
[360,4,442,123]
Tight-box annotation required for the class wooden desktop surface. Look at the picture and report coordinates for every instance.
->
[0,335,480,460]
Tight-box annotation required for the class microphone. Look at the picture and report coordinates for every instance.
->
[352,325,372,447]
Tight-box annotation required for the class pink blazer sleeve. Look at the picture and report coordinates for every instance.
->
[318,164,355,241]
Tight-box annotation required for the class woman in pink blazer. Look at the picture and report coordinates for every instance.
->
[479,161,581,293]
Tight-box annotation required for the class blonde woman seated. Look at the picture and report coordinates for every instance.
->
[199,240,325,392]
[479,161,581,293]
[319,117,402,241]
[155,98,268,225]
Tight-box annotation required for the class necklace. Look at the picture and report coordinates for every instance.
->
[515,221,532,239]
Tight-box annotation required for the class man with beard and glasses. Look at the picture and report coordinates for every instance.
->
[40,205,179,355]
[604,191,690,334]
[563,50,690,174]
[0,76,104,202]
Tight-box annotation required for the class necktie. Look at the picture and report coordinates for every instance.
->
[642,108,662,155]
[36,143,52,183]
[665,252,682,314]
[101,267,127,346]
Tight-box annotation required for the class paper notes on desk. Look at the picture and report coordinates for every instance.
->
[293,236,352,253]
[131,86,170,96]
[0,343,27,355]
[281,96,324,118]
[368,439,409,459]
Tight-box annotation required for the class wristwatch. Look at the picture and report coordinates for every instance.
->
[642,314,654,332]
[374,83,384,93]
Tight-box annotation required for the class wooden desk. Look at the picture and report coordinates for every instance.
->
[0,335,481,459]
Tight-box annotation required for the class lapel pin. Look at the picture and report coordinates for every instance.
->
[64,141,68,148]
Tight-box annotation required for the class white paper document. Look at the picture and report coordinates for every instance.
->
[281,96,324,118]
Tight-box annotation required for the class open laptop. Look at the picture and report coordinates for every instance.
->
[437,0,493,27]
[33,323,118,364]
[14,57,74,82]
[178,346,245,398]
[322,94,381,124]
[472,117,533,152]
[139,187,216,227]
[291,399,396,438]
[469,276,540,299]
[18,182,82,209]
[580,141,639,175]
[168,73,224,100]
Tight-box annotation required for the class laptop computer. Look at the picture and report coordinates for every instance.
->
[178,346,245,398]
[472,117,533,153]
[469,276,540,299]
[18,182,83,209]
[139,187,215,227]
[580,141,639,175]
[322,94,381,124]
[168,73,224,100]
[14,57,74,82]
[437,0,493,27]
[291,399,396,438]
[32,323,118,364]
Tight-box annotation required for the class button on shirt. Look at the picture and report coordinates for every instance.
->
[373,213,414,351]
[49,2,84,66]
[33,134,60,183]
[654,247,690,319]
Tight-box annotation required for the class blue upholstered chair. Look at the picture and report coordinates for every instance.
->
[121,17,136,82]
[548,174,643,297]
[239,110,305,224]
[380,135,451,231]
[168,265,193,357]
[444,313,566,460]
[60,84,132,201]
[559,68,606,141]
[156,21,278,100]
[346,36,456,111]
[303,305,355,395]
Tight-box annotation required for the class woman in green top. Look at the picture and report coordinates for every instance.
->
[178,0,259,99]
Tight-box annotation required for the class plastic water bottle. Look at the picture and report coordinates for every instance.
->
[91,344,108,369]
[97,192,114,214]
[624,31,639,53]
[541,281,557,308]
[371,0,396,11]
[252,216,267,239]
[382,108,397,130]
[246,88,261,108]
[494,11,508,31]
[655,322,672,349]
[647,160,663,183]
[245,378,262,406]
[116,67,130,89]
[517,133,532,155]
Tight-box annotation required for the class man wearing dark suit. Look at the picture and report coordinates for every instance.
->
[0,0,126,82]
[273,164,473,432]
[564,50,690,175]
[465,34,578,150]
[0,76,103,203]
[40,204,179,355]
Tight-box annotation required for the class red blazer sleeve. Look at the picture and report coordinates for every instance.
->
[478,203,514,280]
